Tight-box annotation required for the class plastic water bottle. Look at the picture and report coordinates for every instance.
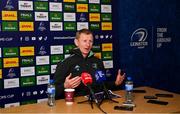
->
[125,77,133,103]
[47,79,55,106]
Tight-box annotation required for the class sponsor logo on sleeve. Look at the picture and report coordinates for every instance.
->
[51,65,57,74]
[36,65,50,75]
[19,22,34,31]
[50,12,62,21]
[20,66,35,77]
[20,77,35,87]
[101,13,112,21]
[103,60,113,69]
[3,47,18,57]
[36,56,49,65]
[4,78,19,89]
[20,46,34,56]
[89,4,100,12]
[2,22,18,31]
[76,4,88,12]
[2,11,17,21]
[64,54,71,59]
[102,43,112,51]
[64,13,76,21]
[89,0,100,4]
[64,3,75,12]
[35,12,48,21]
[102,51,112,60]
[19,12,33,21]
[50,22,63,31]
[50,45,63,54]
[101,22,112,30]
[49,2,62,11]
[77,22,88,30]
[18,1,33,11]
[89,13,100,22]
[5,102,20,108]
[3,58,19,68]
[36,75,50,85]
[34,1,48,11]
[64,22,76,31]
[63,0,75,2]
[101,5,112,13]
[20,57,34,66]
[51,55,63,64]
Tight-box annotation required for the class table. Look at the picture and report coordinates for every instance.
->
[1,86,180,113]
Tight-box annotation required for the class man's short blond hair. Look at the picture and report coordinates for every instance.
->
[75,29,93,39]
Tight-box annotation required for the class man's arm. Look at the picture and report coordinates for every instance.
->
[54,61,69,99]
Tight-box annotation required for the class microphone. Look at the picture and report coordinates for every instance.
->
[81,72,98,104]
[95,70,119,104]
[95,70,109,94]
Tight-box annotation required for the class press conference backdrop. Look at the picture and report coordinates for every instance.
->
[113,0,180,95]
[0,0,114,108]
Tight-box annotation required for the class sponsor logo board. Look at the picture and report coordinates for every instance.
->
[50,22,63,31]
[36,75,50,85]
[20,66,35,77]
[19,22,34,31]
[20,47,34,56]
[36,65,50,75]
[3,58,19,68]
[76,4,88,12]
[50,45,63,54]
[4,78,19,89]
[102,43,113,51]
[36,56,49,65]
[101,22,112,30]
[103,60,113,69]
[18,1,33,11]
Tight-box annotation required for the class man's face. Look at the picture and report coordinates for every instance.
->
[75,33,93,57]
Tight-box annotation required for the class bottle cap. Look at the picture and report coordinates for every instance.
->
[50,79,54,84]
[127,77,132,81]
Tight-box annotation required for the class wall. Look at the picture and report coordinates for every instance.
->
[113,0,180,93]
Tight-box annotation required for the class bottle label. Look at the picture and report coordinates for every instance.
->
[48,88,55,94]
[125,84,133,91]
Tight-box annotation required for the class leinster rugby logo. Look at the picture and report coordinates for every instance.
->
[130,28,148,49]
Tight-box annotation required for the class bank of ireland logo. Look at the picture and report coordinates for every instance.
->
[38,22,46,31]
[130,28,148,49]
[4,0,14,10]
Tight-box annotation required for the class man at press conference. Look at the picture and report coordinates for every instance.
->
[54,28,125,99]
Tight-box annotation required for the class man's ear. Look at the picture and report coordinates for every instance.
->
[74,39,78,47]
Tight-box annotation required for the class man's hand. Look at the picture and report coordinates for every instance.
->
[64,73,81,89]
[115,69,125,86]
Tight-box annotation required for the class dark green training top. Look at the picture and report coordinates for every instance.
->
[54,48,116,99]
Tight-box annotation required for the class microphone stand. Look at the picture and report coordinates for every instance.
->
[77,94,94,109]
[99,83,119,106]
[77,87,107,114]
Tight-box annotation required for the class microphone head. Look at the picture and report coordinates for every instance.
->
[81,72,93,86]
[95,70,106,83]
